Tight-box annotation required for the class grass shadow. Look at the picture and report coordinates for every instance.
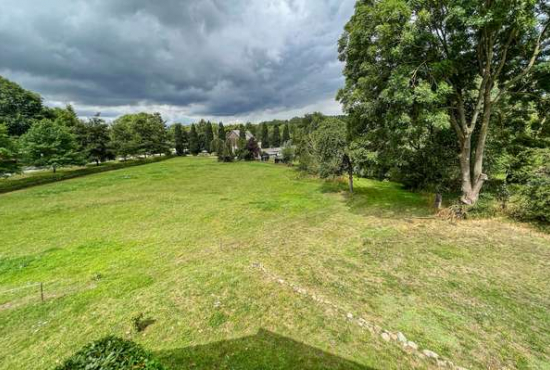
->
[319,178,433,219]
[156,329,375,370]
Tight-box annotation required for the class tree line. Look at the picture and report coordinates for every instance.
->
[0,76,297,175]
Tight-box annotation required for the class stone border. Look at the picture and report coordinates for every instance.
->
[251,262,468,370]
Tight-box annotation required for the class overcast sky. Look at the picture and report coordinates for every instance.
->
[0,0,355,123]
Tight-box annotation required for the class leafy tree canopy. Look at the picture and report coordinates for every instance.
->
[338,0,550,204]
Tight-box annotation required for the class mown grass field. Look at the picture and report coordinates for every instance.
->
[0,157,549,369]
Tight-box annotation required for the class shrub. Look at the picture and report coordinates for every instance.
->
[507,148,550,223]
[281,141,295,164]
[55,336,166,370]
[512,176,550,223]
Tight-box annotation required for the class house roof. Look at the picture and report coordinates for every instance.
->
[228,130,254,140]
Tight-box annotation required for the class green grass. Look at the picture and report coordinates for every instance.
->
[0,156,171,194]
[0,157,548,369]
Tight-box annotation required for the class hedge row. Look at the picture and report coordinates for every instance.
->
[0,156,172,194]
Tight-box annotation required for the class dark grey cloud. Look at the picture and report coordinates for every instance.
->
[0,0,355,122]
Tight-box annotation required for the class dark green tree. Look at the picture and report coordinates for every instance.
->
[311,118,354,193]
[111,116,139,161]
[205,121,214,153]
[282,123,291,144]
[272,125,281,147]
[217,122,226,141]
[78,116,112,166]
[245,122,256,137]
[0,76,44,136]
[174,123,185,156]
[20,119,84,173]
[189,124,200,155]
[260,123,270,148]
[0,123,19,176]
[239,125,247,140]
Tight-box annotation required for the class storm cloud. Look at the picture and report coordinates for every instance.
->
[0,0,355,122]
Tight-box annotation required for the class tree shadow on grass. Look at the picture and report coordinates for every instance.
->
[319,179,433,219]
[156,329,375,370]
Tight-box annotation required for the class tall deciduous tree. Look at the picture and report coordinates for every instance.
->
[20,120,84,173]
[189,124,200,155]
[0,76,44,136]
[311,118,354,193]
[338,0,550,204]
[74,116,112,166]
[0,123,19,176]
[111,117,139,161]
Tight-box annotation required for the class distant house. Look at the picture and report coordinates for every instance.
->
[263,147,282,159]
[227,130,255,151]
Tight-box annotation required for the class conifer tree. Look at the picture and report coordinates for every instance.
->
[189,124,200,156]
[205,121,214,153]
[217,122,225,141]
[272,124,281,147]
[260,123,269,148]
[174,123,184,156]
[282,123,290,144]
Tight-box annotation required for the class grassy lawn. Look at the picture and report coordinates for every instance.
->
[0,156,171,194]
[0,157,548,369]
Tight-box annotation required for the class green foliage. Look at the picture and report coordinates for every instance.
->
[217,122,226,141]
[0,123,20,176]
[111,113,170,158]
[131,113,170,157]
[310,118,350,179]
[508,148,550,222]
[74,116,112,165]
[220,139,234,162]
[282,123,291,144]
[204,121,214,153]
[189,124,200,155]
[239,126,247,141]
[20,120,84,172]
[337,0,550,202]
[211,138,224,160]
[272,125,281,147]
[281,141,295,164]
[0,76,44,136]
[174,123,185,156]
[514,175,550,223]
[245,122,256,136]
[111,118,139,160]
[238,137,260,161]
[55,336,166,370]
[45,105,80,128]
[260,123,269,148]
